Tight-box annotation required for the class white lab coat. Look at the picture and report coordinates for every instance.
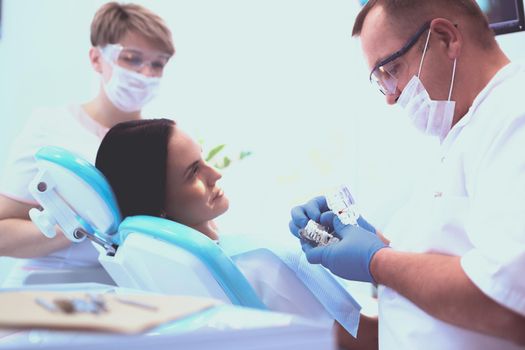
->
[379,62,525,349]
[1,105,109,287]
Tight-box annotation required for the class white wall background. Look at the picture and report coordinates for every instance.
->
[0,0,524,246]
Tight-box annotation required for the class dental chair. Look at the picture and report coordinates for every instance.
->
[27,146,360,336]
[27,146,264,309]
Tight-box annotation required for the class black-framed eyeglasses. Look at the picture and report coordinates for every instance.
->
[369,21,431,95]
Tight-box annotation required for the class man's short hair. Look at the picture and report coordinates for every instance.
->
[90,2,175,56]
[352,0,495,49]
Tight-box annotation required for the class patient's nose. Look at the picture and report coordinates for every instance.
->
[205,164,222,186]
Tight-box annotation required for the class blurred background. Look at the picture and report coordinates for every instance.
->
[0,0,523,247]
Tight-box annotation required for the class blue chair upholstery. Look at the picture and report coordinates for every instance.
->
[30,146,266,310]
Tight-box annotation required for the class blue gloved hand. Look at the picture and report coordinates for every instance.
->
[289,196,329,238]
[301,211,387,283]
[289,196,377,238]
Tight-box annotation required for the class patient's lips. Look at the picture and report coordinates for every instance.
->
[212,188,224,201]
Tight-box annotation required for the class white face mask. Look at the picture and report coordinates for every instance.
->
[102,60,161,113]
[397,30,457,142]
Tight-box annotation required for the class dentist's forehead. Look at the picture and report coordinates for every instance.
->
[359,6,409,70]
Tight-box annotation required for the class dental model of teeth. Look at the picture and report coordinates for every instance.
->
[299,220,340,247]
[299,185,360,247]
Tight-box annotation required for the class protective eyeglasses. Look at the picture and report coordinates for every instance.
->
[369,21,431,95]
[100,44,171,76]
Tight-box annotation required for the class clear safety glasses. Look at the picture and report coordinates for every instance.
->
[100,44,172,76]
[369,21,431,95]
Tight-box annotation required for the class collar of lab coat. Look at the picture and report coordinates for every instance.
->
[441,61,521,150]
[71,104,110,140]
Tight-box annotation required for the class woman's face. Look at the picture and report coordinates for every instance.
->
[164,126,229,227]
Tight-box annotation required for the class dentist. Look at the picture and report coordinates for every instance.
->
[290,0,525,349]
[0,2,174,285]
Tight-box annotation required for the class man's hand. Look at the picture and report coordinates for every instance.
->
[289,195,386,282]
[301,212,387,283]
[289,195,377,237]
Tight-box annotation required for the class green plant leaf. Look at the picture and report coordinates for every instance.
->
[239,151,252,160]
[215,156,231,169]
[223,156,231,168]
[206,144,226,162]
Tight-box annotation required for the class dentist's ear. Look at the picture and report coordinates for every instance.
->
[89,47,104,74]
[431,18,463,60]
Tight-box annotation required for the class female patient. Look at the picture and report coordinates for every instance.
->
[96,118,368,348]
[96,118,226,241]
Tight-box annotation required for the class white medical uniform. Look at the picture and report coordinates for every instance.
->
[0,104,110,287]
[379,62,525,349]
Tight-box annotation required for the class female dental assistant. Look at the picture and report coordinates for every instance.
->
[0,2,174,287]
[290,0,525,349]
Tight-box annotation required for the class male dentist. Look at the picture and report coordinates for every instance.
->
[290,0,525,349]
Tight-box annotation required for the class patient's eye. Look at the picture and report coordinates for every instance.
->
[189,164,200,178]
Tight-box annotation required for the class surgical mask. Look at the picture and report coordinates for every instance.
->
[100,47,161,113]
[397,30,457,142]
[102,63,161,112]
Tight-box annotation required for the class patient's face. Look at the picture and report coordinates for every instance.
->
[164,127,229,228]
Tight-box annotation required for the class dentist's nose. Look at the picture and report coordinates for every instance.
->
[386,94,397,105]
[387,87,403,106]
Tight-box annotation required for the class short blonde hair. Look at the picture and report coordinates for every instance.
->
[90,2,175,56]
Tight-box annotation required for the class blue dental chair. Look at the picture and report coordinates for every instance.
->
[26,146,362,338]
[27,146,265,310]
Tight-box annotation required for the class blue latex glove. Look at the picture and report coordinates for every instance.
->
[301,211,387,283]
[289,196,377,238]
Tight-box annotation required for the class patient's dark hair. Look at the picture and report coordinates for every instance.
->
[96,118,175,218]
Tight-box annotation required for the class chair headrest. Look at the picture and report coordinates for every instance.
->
[33,146,122,239]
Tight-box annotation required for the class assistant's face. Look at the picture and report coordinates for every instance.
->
[93,31,172,82]
[164,126,229,227]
